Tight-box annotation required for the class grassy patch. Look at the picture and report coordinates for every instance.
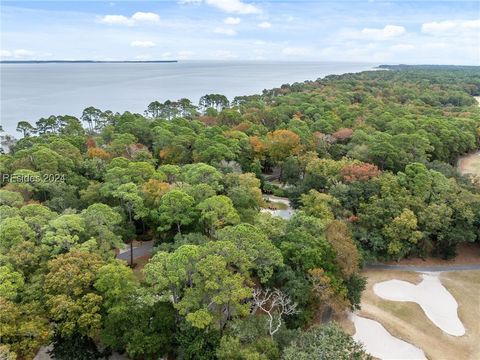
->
[458,152,480,177]
[268,201,289,210]
[132,254,151,282]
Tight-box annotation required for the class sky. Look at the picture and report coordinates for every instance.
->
[1,0,479,64]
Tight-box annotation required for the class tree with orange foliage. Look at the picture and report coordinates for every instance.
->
[308,268,350,315]
[141,179,171,208]
[325,220,360,279]
[341,163,381,183]
[249,136,266,160]
[86,147,111,160]
[265,130,300,164]
[159,145,189,165]
[232,122,251,132]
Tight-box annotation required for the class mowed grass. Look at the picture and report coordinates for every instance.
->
[349,269,480,360]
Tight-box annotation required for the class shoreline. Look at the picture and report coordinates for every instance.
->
[0,60,178,64]
[0,61,376,137]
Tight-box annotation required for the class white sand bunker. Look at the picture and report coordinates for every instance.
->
[373,274,465,336]
[351,313,426,360]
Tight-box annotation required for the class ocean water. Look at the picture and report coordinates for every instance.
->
[0,61,375,135]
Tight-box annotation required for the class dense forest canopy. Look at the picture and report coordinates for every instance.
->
[0,66,479,359]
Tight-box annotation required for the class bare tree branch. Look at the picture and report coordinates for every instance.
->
[251,288,298,337]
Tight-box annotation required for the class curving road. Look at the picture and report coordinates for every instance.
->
[116,241,154,264]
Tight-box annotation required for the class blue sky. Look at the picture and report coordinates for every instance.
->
[1,0,479,64]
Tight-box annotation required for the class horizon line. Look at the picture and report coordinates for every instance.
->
[0,60,179,64]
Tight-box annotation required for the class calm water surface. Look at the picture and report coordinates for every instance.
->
[1,61,375,135]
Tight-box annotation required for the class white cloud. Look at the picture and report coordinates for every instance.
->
[422,19,480,35]
[131,12,160,23]
[0,49,51,59]
[282,47,312,57]
[422,21,456,33]
[99,14,133,26]
[0,50,12,58]
[390,44,415,52]
[205,0,261,14]
[463,19,480,29]
[13,49,37,57]
[425,42,448,49]
[177,50,195,60]
[361,25,406,40]
[214,27,237,36]
[98,12,160,26]
[224,17,241,25]
[135,54,152,60]
[258,21,272,29]
[130,40,156,48]
[212,49,237,59]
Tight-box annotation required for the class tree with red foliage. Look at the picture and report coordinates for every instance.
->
[341,163,381,183]
[86,137,96,149]
[332,128,353,141]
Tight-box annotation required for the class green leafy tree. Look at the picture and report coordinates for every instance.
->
[300,189,340,222]
[43,251,104,337]
[155,190,196,235]
[19,203,56,238]
[94,261,136,309]
[0,190,24,207]
[81,203,123,251]
[0,298,50,359]
[100,300,176,359]
[282,322,371,360]
[224,173,264,221]
[145,241,252,330]
[0,216,35,250]
[181,163,224,191]
[111,183,148,227]
[2,240,43,278]
[197,195,240,236]
[48,331,103,360]
[177,321,221,360]
[383,208,423,259]
[16,121,36,137]
[0,265,25,300]
[216,316,283,360]
[41,214,85,255]
[216,224,283,283]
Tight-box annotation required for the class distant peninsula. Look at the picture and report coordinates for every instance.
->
[0,60,178,64]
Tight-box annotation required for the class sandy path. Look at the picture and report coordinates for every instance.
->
[457,151,480,176]
[350,313,426,360]
[351,269,480,359]
[373,273,465,336]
